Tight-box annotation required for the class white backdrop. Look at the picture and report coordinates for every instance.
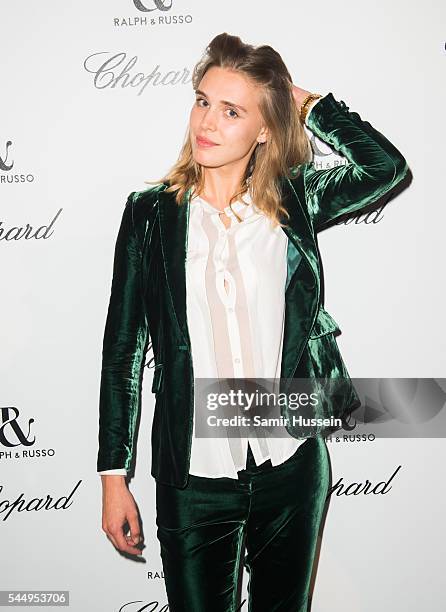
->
[1,1,445,610]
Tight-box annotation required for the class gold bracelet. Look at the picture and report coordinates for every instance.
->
[299,93,323,123]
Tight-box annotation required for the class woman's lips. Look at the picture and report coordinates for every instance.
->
[196,136,219,148]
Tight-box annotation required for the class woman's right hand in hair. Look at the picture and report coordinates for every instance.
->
[291,84,312,109]
[101,475,143,556]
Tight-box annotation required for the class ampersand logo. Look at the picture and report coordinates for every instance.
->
[0,407,35,448]
[0,140,13,172]
[133,0,173,11]
[0,139,36,184]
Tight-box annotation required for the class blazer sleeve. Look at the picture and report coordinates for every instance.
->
[301,92,409,231]
[97,192,148,472]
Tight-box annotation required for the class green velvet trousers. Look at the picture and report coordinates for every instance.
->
[155,436,330,611]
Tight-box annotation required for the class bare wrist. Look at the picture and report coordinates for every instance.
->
[101,474,127,486]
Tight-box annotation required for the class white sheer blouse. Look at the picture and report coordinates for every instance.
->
[184,191,305,478]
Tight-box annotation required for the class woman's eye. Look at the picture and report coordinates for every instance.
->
[195,98,238,118]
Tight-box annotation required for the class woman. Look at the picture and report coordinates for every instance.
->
[98,33,408,611]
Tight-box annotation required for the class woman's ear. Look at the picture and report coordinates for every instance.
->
[257,125,269,144]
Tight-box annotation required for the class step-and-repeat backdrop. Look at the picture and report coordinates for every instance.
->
[2,1,444,610]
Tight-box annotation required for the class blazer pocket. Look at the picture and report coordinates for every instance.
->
[309,306,340,339]
[151,363,164,394]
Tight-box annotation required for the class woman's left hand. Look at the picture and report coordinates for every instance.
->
[291,84,312,109]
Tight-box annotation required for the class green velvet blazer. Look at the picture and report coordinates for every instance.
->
[97,92,409,488]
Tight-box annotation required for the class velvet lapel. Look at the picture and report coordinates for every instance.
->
[157,185,193,350]
[279,177,319,292]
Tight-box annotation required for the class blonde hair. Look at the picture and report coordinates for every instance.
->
[145,32,312,226]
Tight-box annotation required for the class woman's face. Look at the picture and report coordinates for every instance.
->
[189,65,268,170]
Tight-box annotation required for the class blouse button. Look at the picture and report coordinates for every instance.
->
[234,357,241,364]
